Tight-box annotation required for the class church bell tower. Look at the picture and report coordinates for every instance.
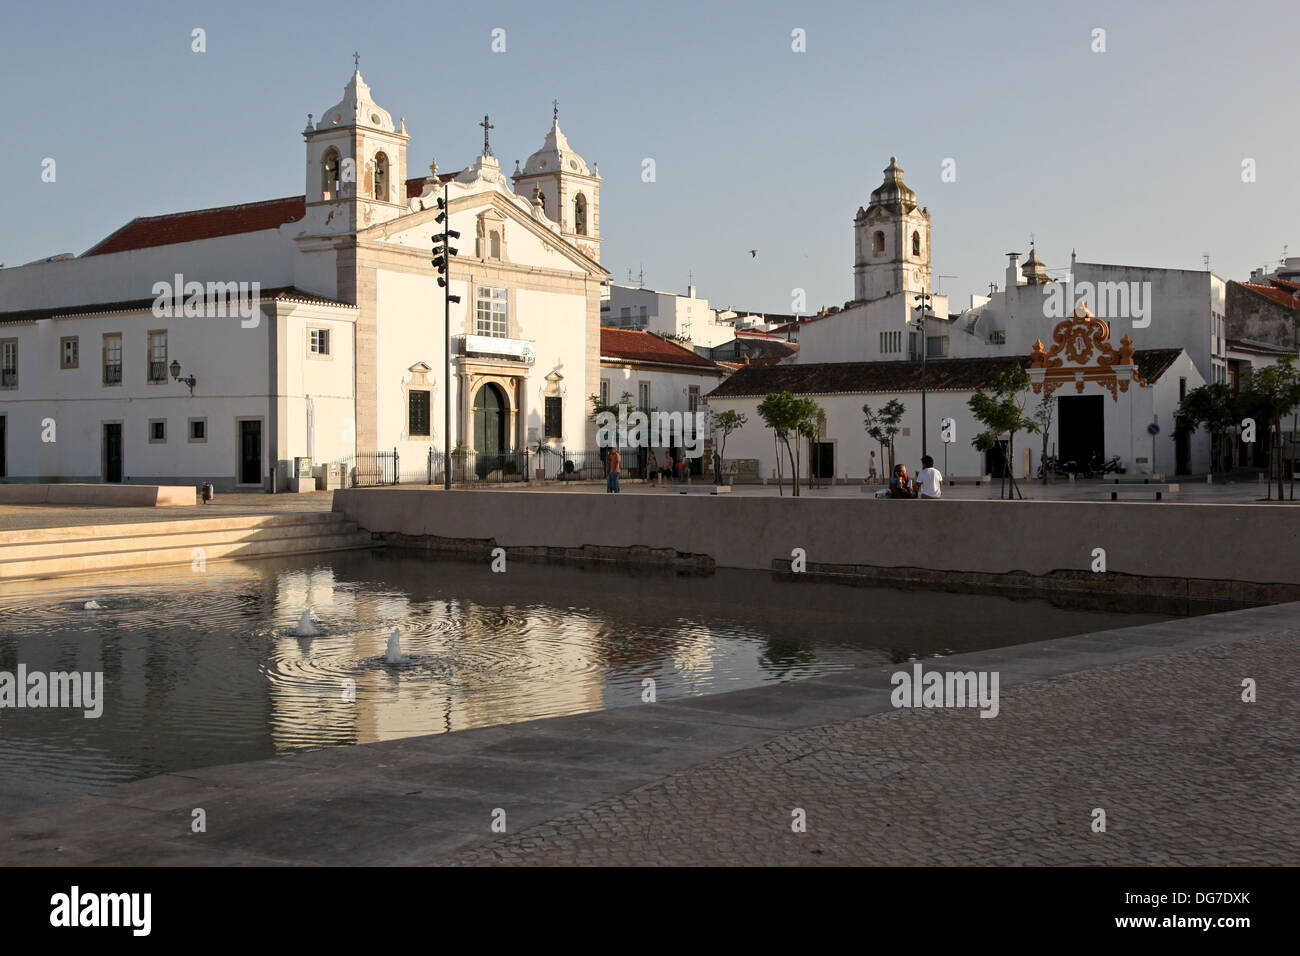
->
[302,62,409,237]
[853,157,932,304]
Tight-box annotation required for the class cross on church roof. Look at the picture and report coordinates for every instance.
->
[480,115,494,157]
[353,51,360,70]
[553,99,559,123]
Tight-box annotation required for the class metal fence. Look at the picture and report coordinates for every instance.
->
[330,447,678,487]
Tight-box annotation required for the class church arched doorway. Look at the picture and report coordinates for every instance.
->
[473,382,508,463]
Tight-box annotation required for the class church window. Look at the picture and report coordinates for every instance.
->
[476,287,508,337]
[544,396,563,439]
[374,152,389,202]
[408,390,431,437]
[873,231,885,254]
[912,231,921,256]
[574,193,588,236]
[322,149,341,200]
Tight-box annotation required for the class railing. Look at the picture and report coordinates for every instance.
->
[104,364,122,385]
[0,369,16,388]
[148,361,168,383]
[329,447,679,487]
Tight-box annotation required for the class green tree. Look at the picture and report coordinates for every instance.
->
[758,393,823,496]
[1239,358,1300,500]
[863,399,905,474]
[1034,392,1055,483]
[712,409,747,482]
[968,364,1040,500]
[1175,383,1236,475]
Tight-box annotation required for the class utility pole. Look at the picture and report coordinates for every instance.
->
[432,186,461,489]
[913,292,933,458]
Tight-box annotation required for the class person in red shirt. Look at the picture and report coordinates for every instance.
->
[606,447,622,493]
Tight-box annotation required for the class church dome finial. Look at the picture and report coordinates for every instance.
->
[515,104,595,179]
[867,156,917,211]
[314,66,398,134]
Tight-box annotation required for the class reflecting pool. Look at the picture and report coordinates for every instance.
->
[0,549,1219,811]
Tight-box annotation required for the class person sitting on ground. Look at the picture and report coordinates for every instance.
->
[888,464,916,499]
[917,454,944,499]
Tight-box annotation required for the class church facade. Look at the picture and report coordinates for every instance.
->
[0,70,606,489]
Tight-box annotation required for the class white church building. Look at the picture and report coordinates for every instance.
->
[0,69,607,489]
[707,157,1212,480]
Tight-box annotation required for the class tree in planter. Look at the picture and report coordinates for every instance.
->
[1175,383,1236,475]
[863,399,905,475]
[758,392,794,495]
[758,392,823,496]
[968,364,1039,500]
[1033,392,1055,483]
[711,409,747,483]
[1239,358,1300,500]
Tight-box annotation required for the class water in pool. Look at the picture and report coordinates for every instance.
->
[0,549,1218,811]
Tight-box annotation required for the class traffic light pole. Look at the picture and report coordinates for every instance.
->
[443,185,451,490]
[433,184,461,490]
[914,293,932,459]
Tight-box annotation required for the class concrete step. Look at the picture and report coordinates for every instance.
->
[0,529,376,581]
[0,517,360,561]
[0,510,345,546]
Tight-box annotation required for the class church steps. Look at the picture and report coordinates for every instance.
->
[0,514,376,582]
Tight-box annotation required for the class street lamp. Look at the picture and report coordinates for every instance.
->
[432,186,461,490]
[169,358,197,395]
[912,292,933,458]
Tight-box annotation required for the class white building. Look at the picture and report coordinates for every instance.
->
[598,327,726,475]
[601,283,735,349]
[0,69,607,488]
[794,158,1226,391]
[707,312,1206,482]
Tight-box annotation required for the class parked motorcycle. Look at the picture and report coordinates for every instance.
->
[1036,455,1081,479]
[1087,453,1123,475]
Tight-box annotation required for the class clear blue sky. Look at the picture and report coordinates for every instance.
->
[3,0,1297,312]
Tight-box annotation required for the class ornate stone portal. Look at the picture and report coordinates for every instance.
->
[1029,306,1148,401]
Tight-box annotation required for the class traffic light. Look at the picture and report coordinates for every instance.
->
[431,203,462,303]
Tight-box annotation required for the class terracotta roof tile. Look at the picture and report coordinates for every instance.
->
[706,350,1183,398]
[83,173,462,257]
[1240,282,1300,310]
[84,197,307,256]
[0,286,353,325]
[600,328,720,370]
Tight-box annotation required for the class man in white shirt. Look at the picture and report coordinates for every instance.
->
[917,455,943,499]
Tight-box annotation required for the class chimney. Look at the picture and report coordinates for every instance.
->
[687,284,696,299]
[1006,253,1021,288]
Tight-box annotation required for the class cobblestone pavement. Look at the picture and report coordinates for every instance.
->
[446,633,1298,865]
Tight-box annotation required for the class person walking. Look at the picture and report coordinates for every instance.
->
[607,447,622,493]
[646,448,659,487]
[917,455,944,499]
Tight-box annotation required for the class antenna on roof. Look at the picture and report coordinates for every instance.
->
[1203,253,1211,271]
